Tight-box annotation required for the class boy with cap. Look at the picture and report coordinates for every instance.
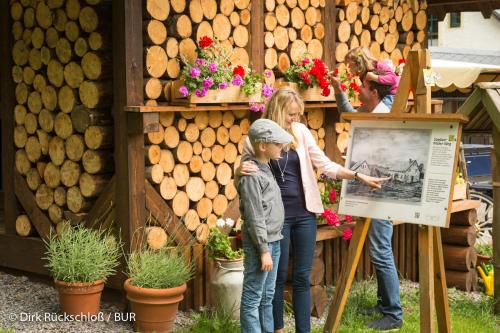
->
[239,119,293,333]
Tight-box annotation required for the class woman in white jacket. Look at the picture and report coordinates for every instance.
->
[237,87,387,333]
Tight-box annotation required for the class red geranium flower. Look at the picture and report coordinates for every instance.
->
[199,36,213,49]
[302,58,310,65]
[340,83,347,91]
[233,65,246,78]
[342,228,353,241]
[319,79,329,89]
[322,87,331,97]
[344,215,353,222]
[329,189,337,203]
[398,59,406,65]
[334,68,339,76]
[349,82,360,92]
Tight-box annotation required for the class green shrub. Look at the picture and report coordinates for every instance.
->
[175,307,240,333]
[43,225,122,283]
[475,243,493,257]
[206,227,243,260]
[127,247,193,289]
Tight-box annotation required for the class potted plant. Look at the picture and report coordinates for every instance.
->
[173,36,270,107]
[475,243,492,266]
[318,173,354,241]
[206,219,244,319]
[43,225,121,317]
[124,246,193,333]
[278,57,335,102]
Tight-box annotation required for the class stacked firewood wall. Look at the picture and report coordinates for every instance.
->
[335,0,427,68]
[264,0,326,75]
[145,110,250,243]
[11,0,113,237]
[442,209,478,292]
[143,0,252,105]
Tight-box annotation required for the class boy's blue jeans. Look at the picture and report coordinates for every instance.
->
[368,219,403,321]
[240,239,281,333]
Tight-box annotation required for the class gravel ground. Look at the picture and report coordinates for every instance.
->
[0,269,195,333]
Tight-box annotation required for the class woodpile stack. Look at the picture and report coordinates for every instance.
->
[11,0,113,236]
[264,0,327,75]
[442,208,478,292]
[143,0,252,104]
[335,0,427,68]
[334,121,351,155]
[145,109,250,243]
[303,108,326,150]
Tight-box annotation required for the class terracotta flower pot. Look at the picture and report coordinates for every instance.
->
[54,279,105,317]
[124,278,186,333]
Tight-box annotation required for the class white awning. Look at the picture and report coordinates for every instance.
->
[431,59,500,89]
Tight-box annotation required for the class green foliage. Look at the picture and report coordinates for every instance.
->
[43,225,122,283]
[206,227,243,260]
[241,70,263,97]
[0,326,15,333]
[174,308,240,333]
[127,247,193,289]
[284,60,315,90]
[475,243,493,258]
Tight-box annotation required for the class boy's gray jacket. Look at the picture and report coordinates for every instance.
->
[238,158,284,254]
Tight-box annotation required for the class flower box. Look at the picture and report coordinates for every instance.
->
[275,79,336,102]
[171,80,261,105]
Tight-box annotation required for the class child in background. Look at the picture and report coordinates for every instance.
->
[238,119,293,333]
[345,46,400,108]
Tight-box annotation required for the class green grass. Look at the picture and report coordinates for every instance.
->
[0,326,15,333]
[176,279,500,333]
[310,279,500,333]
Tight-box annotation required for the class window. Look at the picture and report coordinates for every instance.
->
[450,12,461,28]
[428,14,439,43]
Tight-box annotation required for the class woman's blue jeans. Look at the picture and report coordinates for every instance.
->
[272,215,316,333]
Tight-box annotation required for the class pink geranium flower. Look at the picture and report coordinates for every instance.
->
[329,189,337,203]
[342,228,353,241]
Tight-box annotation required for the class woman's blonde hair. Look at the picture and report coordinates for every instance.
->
[345,46,378,78]
[262,87,304,149]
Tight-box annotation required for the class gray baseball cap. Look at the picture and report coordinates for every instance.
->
[248,119,293,144]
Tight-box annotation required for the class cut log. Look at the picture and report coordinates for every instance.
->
[79,80,112,108]
[265,48,278,69]
[451,209,477,226]
[15,149,31,175]
[229,11,240,27]
[195,223,209,244]
[276,4,290,27]
[265,13,278,31]
[172,191,190,217]
[288,27,297,42]
[58,85,76,114]
[383,33,398,53]
[146,145,161,165]
[159,112,175,127]
[84,126,113,150]
[28,91,42,114]
[16,215,34,237]
[82,52,110,81]
[337,131,349,153]
[165,38,179,59]
[335,42,348,62]
[291,7,305,29]
[189,155,204,173]
[441,226,477,247]
[26,167,42,191]
[71,105,110,133]
[204,180,219,199]
[24,113,38,135]
[278,52,291,74]
[216,127,230,145]
[14,126,28,149]
[38,108,55,133]
[314,23,325,40]
[184,209,201,231]
[415,10,427,30]
[74,37,88,57]
[49,136,66,166]
[442,244,475,271]
[164,126,180,148]
[211,145,225,164]
[360,29,371,47]
[173,164,189,187]
[224,143,238,164]
[79,173,107,198]
[66,186,89,213]
[43,162,61,189]
[54,112,74,139]
[305,6,318,26]
[337,20,351,43]
[144,78,163,100]
[165,58,181,79]
[201,162,216,182]
[175,141,193,164]
[82,149,113,174]
[300,24,313,43]
[197,197,213,219]
[25,136,42,163]
[212,14,231,41]
[290,39,307,63]
[145,45,167,78]
[159,177,177,200]
[178,37,197,64]
[146,226,168,250]
[144,0,170,21]
[224,181,237,200]
[202,147,212,162]
[60,160,80,187]
[213,194,228,216]
[54,186,67,206]
[446,269,472,292]
[401,10,413,31]
[146,164,164,184]
[189,0,204,23]
[233,25,249,48]
[186,177,206,202]
[206,214,218,228]
[193,141,203,155]
[216,162,232,186]
[55,38,73,64]
[159,149,175,173]
[307,39,323,59]
[36,184,54,210]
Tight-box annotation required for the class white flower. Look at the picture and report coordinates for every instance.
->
[225,218,235,228]
[216,218,226,228]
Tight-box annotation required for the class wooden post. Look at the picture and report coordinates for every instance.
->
[492,126,500,314]
[323,0,337,71]
[419,225,435,333]
[433,227,451,333]
[113,0,145,252]
[323,219,371,333]
[250,0,264,124]
[0,0,19,234]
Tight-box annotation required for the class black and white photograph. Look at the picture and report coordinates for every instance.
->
[345,127,432,204]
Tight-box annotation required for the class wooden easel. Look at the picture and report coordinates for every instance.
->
[324,50,456,333]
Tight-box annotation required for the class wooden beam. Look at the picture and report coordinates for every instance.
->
[492,126,500,314]
[482,88,500,132]
[0,0,19,234]
[85,176,116,229]
[113,0,145,253]
[250,0,264,73]
[433,228,451,333]
[457,88,483,117]
[13,171,54,240]
[145,180,194,246]
[0,234,50,275]
[323,0,337,70]
[419,226,435,333]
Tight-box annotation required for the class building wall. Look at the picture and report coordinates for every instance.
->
[436,12,500,51]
